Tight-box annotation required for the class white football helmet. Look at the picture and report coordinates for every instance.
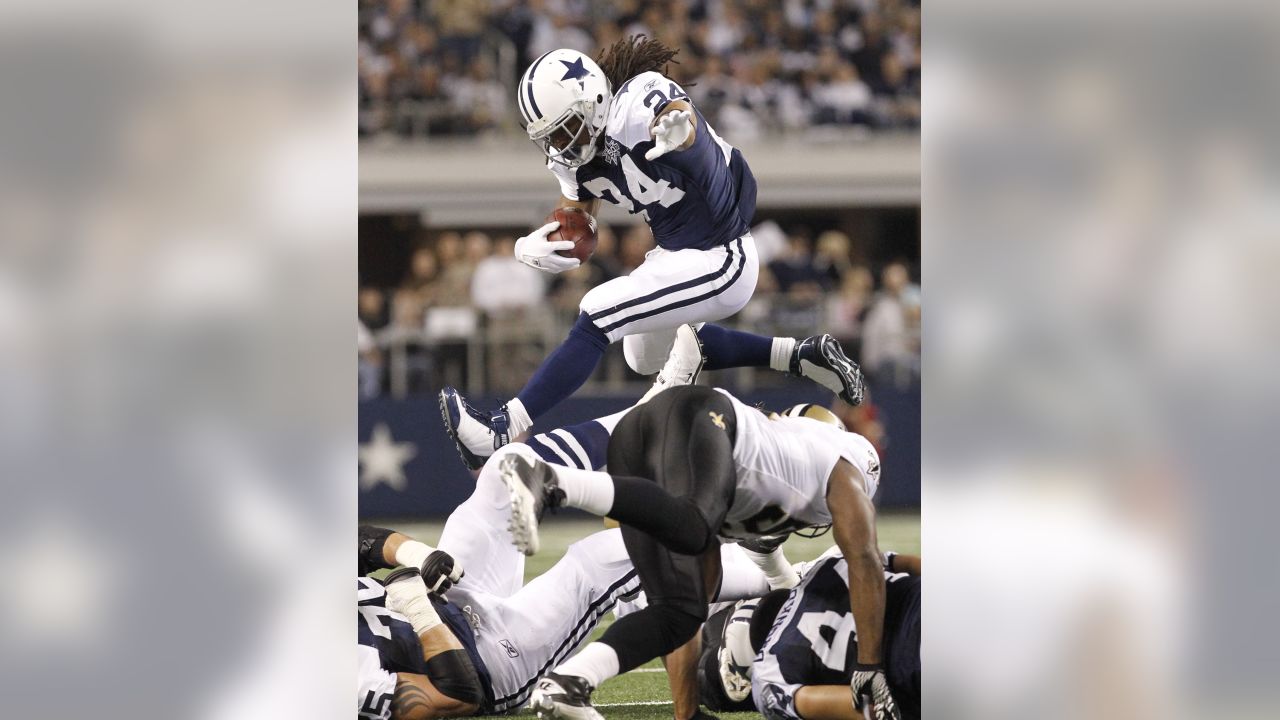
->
[517,49,612,168]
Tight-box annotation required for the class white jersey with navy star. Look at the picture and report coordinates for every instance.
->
[549,71,758,252]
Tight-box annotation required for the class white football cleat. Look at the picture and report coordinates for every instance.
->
[528,673,603,720]
[497,451,564,556]
[638,324,705,404]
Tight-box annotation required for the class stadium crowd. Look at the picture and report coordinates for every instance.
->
[358,221,920,400]
[358,0,921,139]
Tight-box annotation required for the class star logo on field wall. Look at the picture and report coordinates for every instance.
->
[359,423,417,492]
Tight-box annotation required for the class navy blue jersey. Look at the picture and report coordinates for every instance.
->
[356,577,498,714]
[752,553,921,720]
[548,71,757,252]
[357,576,430,676]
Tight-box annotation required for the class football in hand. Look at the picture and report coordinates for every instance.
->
[546,206,598,264]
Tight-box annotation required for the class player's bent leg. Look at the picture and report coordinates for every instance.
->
[489,529,640,716]
[495,446,564,556]
[436,444,531,598]
[602,386,736,553]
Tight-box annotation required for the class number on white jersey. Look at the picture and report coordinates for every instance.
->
[796,610,855,672]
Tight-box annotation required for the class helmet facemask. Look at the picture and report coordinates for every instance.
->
[530,99,603,168]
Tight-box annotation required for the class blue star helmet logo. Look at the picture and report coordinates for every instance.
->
[559,57,590,89]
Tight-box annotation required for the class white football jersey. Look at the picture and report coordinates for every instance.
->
[715,389,881,540]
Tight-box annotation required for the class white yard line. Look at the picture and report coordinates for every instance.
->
[629,668,667,673]
[597,700,673,707]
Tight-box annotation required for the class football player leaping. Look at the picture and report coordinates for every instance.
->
[500,349,901,720]
[441,36,865,471]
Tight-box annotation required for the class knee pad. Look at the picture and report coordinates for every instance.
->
[623,331,677,375]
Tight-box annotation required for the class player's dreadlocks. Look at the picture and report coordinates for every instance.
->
[595,35,685,89]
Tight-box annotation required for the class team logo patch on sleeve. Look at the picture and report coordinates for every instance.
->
[500,639,520,658]
[708,411,727,430]
[602,137,621,166]
[760,685,797,720]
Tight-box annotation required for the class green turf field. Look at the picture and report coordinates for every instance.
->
[385,512,919,719]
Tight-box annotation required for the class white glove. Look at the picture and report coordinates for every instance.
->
[514,221,579,274]
[645,109,693,160]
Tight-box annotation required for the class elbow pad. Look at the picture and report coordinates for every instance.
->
[359,525,395,576]
[424,649,484,706]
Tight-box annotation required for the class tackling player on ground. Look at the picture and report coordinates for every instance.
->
[358,393,783,718]
[441,36,866,471]
[499,353,901,720]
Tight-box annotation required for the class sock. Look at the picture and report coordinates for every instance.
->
[725,600,759,666]
[770,337,797,372]
[740,545,800,590]
[515,313,609,420]
[551,465,616,515]
[697,324,774,371]
[555,642,620,688]
[527,419,612,470]
[505,398,532,437]
[393,539,435,570]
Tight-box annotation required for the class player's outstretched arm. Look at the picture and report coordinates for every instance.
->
[884,551,921,576]
[646,100,698,160]
[359,525,465,595]
[794,685,864,720]
[827,461,900,720]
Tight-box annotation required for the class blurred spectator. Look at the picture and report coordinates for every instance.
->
[402,246,442,306]
[358,320,382,400]
[470,236,547,312]
[449,58,507,134]
[862,261,921,382]
[813,63,873,127]
[433,231,473,305]
[814,230,854,288]
[767,231,824,298]
[434,0,488,64]
[528,5,595,59]
[358,286,390,330]
[827,265,875,345]
[357,0,922,139]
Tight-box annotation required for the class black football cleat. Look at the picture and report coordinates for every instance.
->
[789,334,866,406]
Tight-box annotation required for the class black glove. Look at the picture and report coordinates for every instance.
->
[850,664,900,720]
[420,549,464,595]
